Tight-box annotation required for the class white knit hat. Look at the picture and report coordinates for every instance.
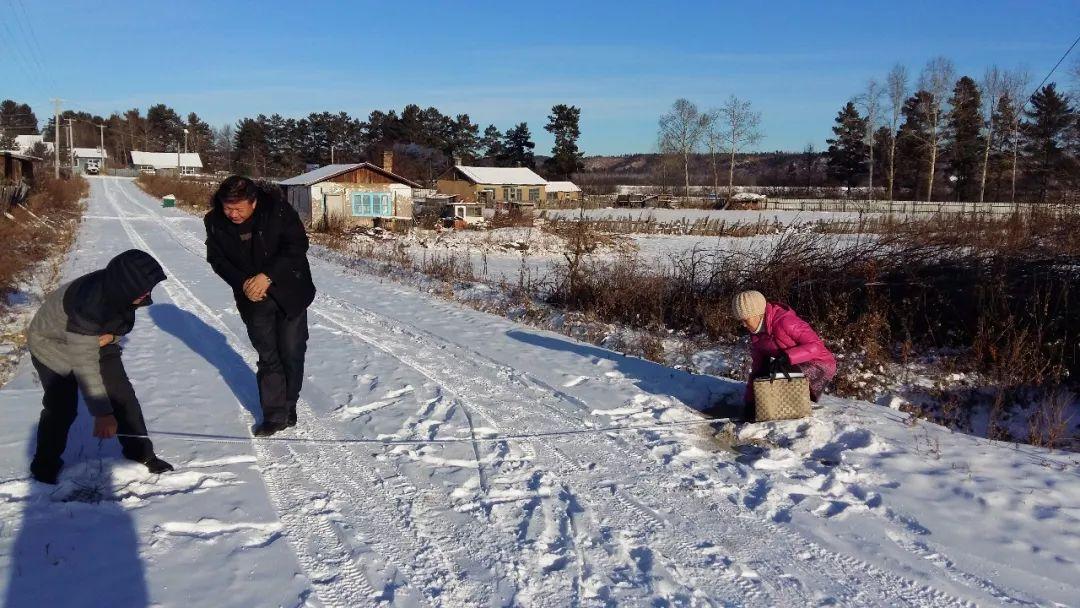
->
[731,290,766,319]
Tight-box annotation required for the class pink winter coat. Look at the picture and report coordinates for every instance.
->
[745,302,836,405]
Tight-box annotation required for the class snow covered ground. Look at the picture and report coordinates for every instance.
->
[1,176,1078,607]
[543,208,873,225]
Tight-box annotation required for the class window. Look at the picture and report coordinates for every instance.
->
[547,192,558,202]
[529,188,540,202]
[351,192,393,217]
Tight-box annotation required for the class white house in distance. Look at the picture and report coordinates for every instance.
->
[436,165,547,205]
[72,148,107,174]
[14,134,54,156]
[130,150,203,175]
[278,153,421,230]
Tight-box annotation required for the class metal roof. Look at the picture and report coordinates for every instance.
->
[278,163,422,188]
[130,151,204,169]
[545,181,581,192]
[453,165,546,186]
[0,150,41,162]
[72,147,107,159]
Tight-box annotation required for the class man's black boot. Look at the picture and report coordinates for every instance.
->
[143,456,174,474]
[30,458,61,485]
[253,421,287,437]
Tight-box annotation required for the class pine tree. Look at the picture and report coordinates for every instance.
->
[543,104,584,178]
[479,125,502,161]
[1023,83,1075,201]
[988,92,1019,201]
[826,102,868,187]
[497,123,536,168]
[232,117,270,177]
[445,114,480,162]
[945,76,985,200]
[895,91,933,198]
[0,100,38,136]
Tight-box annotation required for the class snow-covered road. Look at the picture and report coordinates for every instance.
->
[1,177,1077,607]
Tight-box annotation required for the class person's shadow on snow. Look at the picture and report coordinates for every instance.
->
[5,416,148,606]
[505,329,744,418]
[148,303,261,420]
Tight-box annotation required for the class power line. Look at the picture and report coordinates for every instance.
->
[8,0,58,92]
[0,13,45,97]
[6,0,49,81]
[1025,31,1080,104]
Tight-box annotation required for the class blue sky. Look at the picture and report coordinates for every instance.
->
[2,0,1077,155]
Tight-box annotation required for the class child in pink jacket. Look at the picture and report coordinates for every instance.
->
[732,290,836,412]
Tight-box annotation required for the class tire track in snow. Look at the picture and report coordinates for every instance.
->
[104,178,517,606]
[311,293,977,607]
[98,179,407,607]
[108,178,975,606]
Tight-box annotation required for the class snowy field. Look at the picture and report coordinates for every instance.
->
[0,176,1078,607]
[543,207,874,225]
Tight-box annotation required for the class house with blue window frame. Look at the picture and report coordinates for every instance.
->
[278,153,422,231]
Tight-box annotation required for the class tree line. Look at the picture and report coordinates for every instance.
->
[1,100,584,185]
[826,57,1079,203]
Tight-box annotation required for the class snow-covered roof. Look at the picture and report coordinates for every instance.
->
[130,151,203,169]
[278,163,422,188]
[14,134,53,154]
[545,181,581,193]
[279,164,364,186]
[0,150,41,162]
[454,166,546,186]
[730,192,767,202]
[73,147,107,159]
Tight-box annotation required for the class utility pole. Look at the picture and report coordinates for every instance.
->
[97,124,106,167]
[51,98,62,178]
[330,144,335,164]
[65,118,74,168]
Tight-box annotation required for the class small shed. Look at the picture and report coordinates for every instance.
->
[278,156,422,230]
[130,151,204,175]
[545,181,582,204]
[1,151,39,211]
[72,147,107,174]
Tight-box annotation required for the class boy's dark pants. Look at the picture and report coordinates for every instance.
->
[31,344,155,470]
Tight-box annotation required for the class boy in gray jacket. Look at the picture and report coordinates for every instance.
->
[26,250,173,484]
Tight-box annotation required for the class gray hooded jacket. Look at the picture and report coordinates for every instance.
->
[27,250,166,415]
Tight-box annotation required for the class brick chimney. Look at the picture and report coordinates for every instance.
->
[382,150,393,174]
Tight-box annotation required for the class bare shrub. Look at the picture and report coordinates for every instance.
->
[0,175,87,299]
[488,207,535,229]
[136,173,218,212]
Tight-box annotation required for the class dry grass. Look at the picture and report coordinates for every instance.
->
[488,207,536,229]
[135,173,218,214]
[544,209,1080,432]
[0,175,87,299]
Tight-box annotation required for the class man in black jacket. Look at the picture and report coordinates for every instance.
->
[204,176,316,437]
[26,249,174,483]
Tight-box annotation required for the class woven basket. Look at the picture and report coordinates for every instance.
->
[753,375,812,421]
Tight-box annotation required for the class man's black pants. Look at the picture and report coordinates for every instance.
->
[239,300,308,425]
[31,344,155,469]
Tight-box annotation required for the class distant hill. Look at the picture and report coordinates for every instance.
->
[574,151,823,193]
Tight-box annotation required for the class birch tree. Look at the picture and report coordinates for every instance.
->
[1005,69,1031,204]
[716,95,762,199]
[885,64,909,200]
[978,66,1006,202]
[857,79,884,200]
[917,57,956,201]
[658,99,711,197]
